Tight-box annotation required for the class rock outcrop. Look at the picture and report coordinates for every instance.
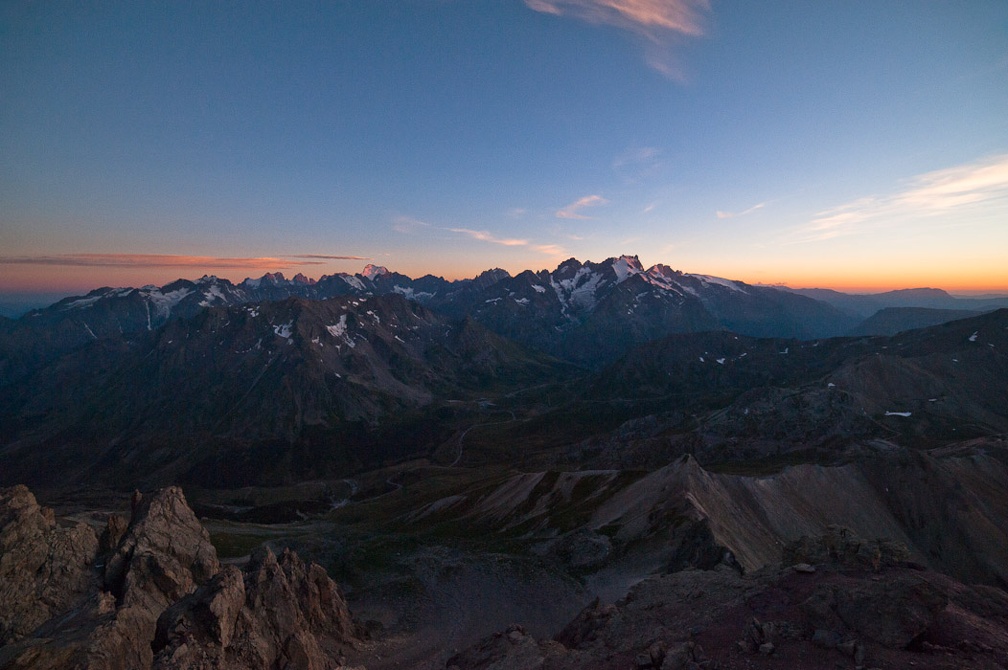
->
[0,485,358,670]
[0,485,99,645]
[153,546,357,669]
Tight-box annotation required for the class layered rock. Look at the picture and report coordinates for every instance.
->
[0,486,358,670]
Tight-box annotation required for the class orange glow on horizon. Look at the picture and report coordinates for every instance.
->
[1,254,1006,297]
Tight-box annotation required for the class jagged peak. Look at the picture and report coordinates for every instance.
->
[472,268,510,289]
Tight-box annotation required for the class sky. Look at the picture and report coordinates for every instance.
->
[2,0,1008,304]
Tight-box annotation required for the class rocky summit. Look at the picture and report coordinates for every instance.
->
[0,486,359,670]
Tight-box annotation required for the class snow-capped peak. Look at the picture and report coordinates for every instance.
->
[363,264,389,279]
[612,255,644,282]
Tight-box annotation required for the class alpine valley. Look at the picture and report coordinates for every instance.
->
[2,256,1008,670]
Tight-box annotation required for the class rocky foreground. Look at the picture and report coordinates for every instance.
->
[0,485,360,670]
[3,485,1008,670]
[444,528,1008,670]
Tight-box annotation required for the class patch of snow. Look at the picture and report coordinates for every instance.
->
[393,285,435,301]
[969,331,978,342]
[828,383,836,388]
[928,398,938,402]
[779,347,789,355]
[342,275,366,291]
[531,284,546,293]
[699,356,705,362]
[63,294,105,310]
[147,287,194,319]
[82,322,97,339]
[326,314,356,348]
[485,297,502,304]
[716,358,725,365]
[326,315,348,338]
[552,266,607,312]
[198,283,226,307]
[273,321,293,339]
[366,310,380,323]
[885,411,912,417]
[687,273,745,292]
[514,297,529,305]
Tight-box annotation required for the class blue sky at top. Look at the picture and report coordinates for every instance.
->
[2,0,1007,295]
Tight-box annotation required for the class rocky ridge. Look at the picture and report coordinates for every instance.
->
[0,485,359,670]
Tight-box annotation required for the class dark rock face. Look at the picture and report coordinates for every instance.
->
[447,530,1008,670]
[0,486,358,670]
[0,485,99,645]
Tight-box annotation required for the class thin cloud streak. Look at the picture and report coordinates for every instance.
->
[525,0,707,36]
[716,202,766,219]
[283,254,371,261]
[525,0,709,77]
[556,194,608,219]
[0,254,368,269]
[394,214,568,257]
[449,228,528,247]
[797,154,1008,242]
[392,216,432,234]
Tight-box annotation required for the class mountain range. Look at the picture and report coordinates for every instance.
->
[4,256,1005,382]
[2,255,1006,491]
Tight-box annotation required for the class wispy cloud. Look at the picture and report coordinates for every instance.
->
[612,146,660,169]
[525,0,710,78]
[533,244,568,257]
[284,254,371,261]
[797,154,1008,242]
[556,194,609,219]
[716,202,766,219]
[449,228,529,247]
[394,214,568,257]
[613,146,663,182]
[392,215,431,234]
[0,253,368,269]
